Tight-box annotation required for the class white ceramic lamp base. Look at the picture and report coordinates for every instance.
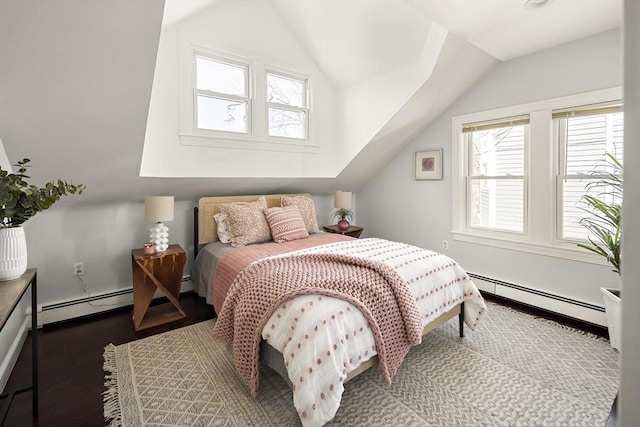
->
[149,222,169,252]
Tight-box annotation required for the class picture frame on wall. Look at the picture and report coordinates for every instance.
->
[414,149,443,180]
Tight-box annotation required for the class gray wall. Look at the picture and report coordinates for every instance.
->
[357,29,622,307]
[21,194,335,310]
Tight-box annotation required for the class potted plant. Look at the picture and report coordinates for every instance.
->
[0,158,85,280]
[332,208,353,231]
[578,153,622,350]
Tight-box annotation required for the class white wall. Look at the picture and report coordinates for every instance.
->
[141,0,341,178]
[357,29,622,307]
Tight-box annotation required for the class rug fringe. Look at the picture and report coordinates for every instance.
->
[103,343,123,427]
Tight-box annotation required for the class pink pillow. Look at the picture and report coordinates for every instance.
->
[281,195,319,233]
[263,205,309,243]
[220,196,271,247]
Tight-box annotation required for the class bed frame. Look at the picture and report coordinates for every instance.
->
[193,193,464,384]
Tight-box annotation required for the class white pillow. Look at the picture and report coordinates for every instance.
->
[214,213,232,244]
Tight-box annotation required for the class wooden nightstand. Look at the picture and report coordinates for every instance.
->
[323,224,364,238]
[131,244,187,331]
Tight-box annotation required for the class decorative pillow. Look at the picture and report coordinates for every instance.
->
[263,205,309,243]
[281,195,320,234]
[213,213,232,244]
[220,196,272,247]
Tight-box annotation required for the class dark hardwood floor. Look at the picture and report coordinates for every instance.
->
[1,292,613,426]
[1,293,214,427]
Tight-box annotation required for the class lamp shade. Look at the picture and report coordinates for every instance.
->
[334,191,352,209]
[145,196,174,223]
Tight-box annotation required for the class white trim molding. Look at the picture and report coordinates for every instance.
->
[471,273,607,327]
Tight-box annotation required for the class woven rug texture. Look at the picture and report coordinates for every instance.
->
[103,301,619,426]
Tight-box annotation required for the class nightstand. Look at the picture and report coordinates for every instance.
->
[322,224,364,238]
[131,244,187,331]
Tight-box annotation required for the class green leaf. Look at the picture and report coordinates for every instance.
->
[0,158,85,228]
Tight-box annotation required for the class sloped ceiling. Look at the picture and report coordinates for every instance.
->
[0,0,622,205]
[271,0,433,90]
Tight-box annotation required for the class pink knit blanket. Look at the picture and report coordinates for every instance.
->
[212,233,353,314]
[212,252,423,396]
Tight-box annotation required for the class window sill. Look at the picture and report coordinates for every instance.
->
[452,231,609,267]
[180,134,319,154]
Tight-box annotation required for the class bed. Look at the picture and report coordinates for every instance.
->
[191,194,486,427]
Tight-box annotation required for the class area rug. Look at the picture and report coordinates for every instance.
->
[103,301,619,426]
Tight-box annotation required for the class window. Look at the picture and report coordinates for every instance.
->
[266,72,308,140]
[451,87,623,264]
[195,54,250,134]
[181,44,316,152]
[464,117,528,233]
[555,103,623,241]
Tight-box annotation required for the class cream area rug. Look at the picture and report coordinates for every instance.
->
[103,301,619,426]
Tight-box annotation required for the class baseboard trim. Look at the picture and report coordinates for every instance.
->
[469,273,607,327]
[37,277,193,326]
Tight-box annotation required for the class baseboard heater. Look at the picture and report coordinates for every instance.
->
[37,276,193,326]
[468,273,607,327]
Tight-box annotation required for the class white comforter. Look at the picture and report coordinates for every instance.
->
[261,238,487,427]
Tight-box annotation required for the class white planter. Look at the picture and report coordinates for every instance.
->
[601,287,621,351]
[0,226,28,281]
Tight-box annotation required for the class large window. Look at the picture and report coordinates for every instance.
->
[555,103,624,241]
[452,87,623,264]
[464,117,528,233]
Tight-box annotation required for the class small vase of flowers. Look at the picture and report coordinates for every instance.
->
[332,208,353,231]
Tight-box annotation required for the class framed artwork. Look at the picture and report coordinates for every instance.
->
[415,149,443,180]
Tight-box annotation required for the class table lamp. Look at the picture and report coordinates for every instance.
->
[144,196,174,252]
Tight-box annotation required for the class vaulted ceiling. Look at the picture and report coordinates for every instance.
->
[0,0,622,205]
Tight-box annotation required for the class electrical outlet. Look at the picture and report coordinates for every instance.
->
[442,240,449,250]
[74,262,84,276]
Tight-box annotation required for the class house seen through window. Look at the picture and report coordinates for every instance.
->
[464,117,528,234]
[452,89,623,262]
[555,103,623,242]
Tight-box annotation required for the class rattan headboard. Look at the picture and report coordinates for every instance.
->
[195,193,312,247]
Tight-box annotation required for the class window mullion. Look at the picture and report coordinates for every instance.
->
[196,89,249,104]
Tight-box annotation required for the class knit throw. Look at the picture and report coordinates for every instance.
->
[212,252,423,396]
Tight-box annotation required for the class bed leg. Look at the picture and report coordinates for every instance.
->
[459,302,464,338]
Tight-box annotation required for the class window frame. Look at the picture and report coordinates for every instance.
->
[451,87,622,265]
[265,69,310,141]
[193,51,252,136]
[553,103,623,244]
[463,117,529,235]
[178,41,318,154]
